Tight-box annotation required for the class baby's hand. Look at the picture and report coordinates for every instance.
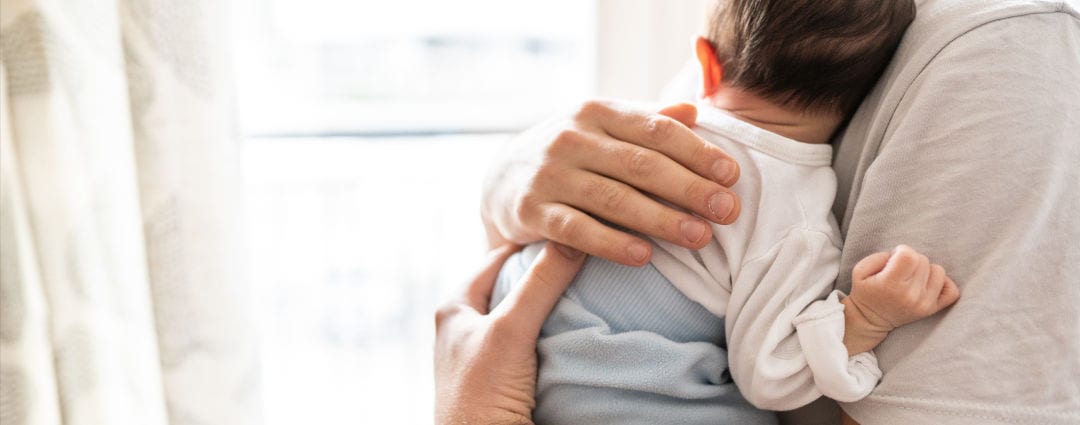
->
[843,245,960,352]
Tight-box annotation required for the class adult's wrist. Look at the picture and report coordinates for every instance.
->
[437,406,533,425]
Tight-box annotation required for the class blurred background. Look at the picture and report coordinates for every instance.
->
[0,0,705,424]
[235,1,706,424]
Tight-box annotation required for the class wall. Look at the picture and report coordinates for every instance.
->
[595,0,708,101]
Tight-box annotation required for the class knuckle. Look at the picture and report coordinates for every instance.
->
[682,178,713,205]
[434,303,458,329]
[658,213,687,238]
[543,209,580,239]
[583,178,627,211]
[624,149,660,179]
[690,141,715,170]
[895,248,917,262]
[575,100,608,120]
[643,115,677,144]
[903,292,922,307]
[513,191,539,223]
[548,128,582,157]
[531,162,560,189]
[892,252,917,270]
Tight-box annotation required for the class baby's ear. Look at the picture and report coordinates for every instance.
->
[695,37,723,97]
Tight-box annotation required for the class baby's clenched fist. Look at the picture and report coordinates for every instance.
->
[841,245,961,354]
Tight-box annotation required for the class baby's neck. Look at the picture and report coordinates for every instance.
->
[705,88,842,145]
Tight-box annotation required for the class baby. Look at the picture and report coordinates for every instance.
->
[491,0,959,423]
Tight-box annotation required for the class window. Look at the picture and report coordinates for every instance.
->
[231,1,705,423]
[232,1,595,424]
[232,0,596,136]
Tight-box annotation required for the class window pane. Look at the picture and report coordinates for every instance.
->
[244,135,502,425]
[232,0,596,135]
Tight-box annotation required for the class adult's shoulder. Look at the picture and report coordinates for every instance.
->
[858,0,1079,126]
[832,0,1080,223]
[900,0,1078,68]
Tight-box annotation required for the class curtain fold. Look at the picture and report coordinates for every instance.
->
[1,61,63,425]
[0,0,258,424]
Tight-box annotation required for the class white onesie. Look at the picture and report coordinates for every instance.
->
[648,104,881,409]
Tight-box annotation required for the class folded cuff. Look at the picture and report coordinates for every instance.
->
[793,290,882,402]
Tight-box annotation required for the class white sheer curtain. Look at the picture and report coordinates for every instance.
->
[0,0,258,424]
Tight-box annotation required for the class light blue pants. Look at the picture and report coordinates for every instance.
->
[492,244,777,425]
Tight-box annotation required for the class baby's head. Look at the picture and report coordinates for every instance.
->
[697,0,915,121]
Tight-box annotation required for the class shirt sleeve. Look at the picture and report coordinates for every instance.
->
[725,229,881,411]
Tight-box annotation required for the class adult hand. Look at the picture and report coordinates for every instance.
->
[434,242,586,425]
[482,100,742,266]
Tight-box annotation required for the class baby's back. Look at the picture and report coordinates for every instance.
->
[488,106,841,424]
[491,245,775,425]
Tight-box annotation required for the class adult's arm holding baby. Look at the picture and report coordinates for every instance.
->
[434,243,586,425]
[481,101,741,265]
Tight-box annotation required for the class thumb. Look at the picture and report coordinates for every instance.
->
[492,242,586,338]
[462,244,524,313]
[852,251,891,283]
[658,102,697,128]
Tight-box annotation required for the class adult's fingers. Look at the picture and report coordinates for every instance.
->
[565,133,740,225]
[463,244,524,313]
[560,168,713,249]
[491,242,587,337]
[658,102,698,128]
[530,202,653,266]
[578,100,741,188]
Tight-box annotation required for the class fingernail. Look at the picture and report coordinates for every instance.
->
[680,220,707,244]
[554,243,584,260]
[708,193,734,222]
[712,160,738,185]
[626,242,650,263]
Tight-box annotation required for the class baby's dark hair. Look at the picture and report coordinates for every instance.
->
[706,0,915,116]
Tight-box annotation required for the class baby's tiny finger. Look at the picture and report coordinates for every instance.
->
[910,253,931,289]
[852,252,891,283]
[937,276,961,309]
[881,245,919,282]
[925,264,947,298]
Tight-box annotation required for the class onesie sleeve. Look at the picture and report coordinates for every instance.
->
[724,229,880,410]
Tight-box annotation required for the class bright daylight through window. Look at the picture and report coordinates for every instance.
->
[230,1,595,423]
